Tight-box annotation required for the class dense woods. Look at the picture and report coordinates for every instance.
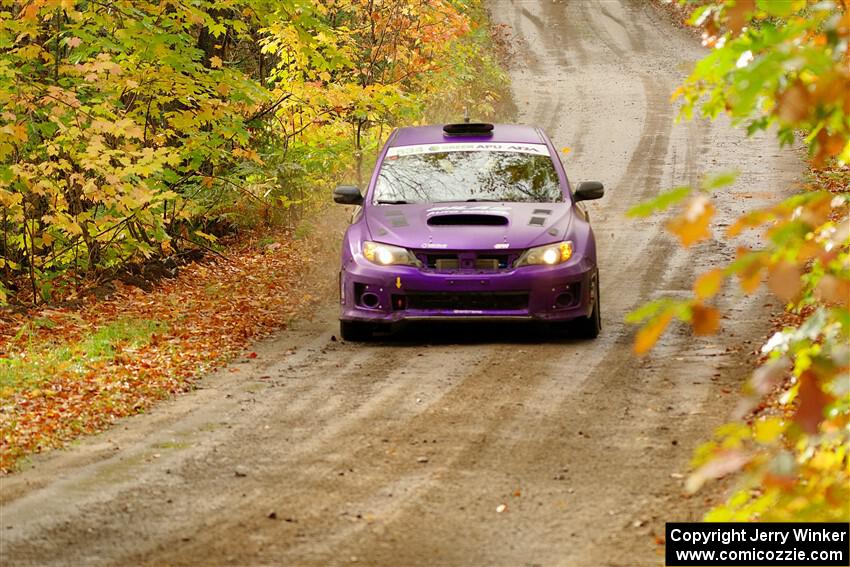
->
[0,0,507,304]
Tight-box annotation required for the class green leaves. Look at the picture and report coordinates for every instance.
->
[756,0,806,18]
[663,0,850,523]
[627,186,691,217]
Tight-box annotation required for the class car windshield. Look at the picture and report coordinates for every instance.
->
[373,143,563,204]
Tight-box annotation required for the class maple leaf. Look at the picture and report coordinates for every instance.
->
[793,371,833,435]
[634,311,673,355]
[775,81,810,123]
[691,303,720,336]
[666,195,714,247]
[693,268,723,300]
[766,261,803,302]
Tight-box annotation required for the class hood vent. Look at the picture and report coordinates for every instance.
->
[427,214,509,227]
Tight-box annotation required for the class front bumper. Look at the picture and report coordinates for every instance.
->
[340,255,597,324]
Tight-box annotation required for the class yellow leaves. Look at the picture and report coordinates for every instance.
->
[753,417,785,445]
[691,303,720,336]
[91,118,143,140]
[561,147,571,155]
[193,230,217,242]
[0,189,23,208]
[209,56,223,69]
[16,44,45,61]
[667,194,714,247]
[215,82,231,96]
[1,123,28,147]
[634,311,673,356]
[50,214,83,236]
[694,268,723,299]
[168,110,196,131]
[670,85,684,102]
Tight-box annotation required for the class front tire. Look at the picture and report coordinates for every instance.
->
[340,320,372,342]
[574,280,601,339]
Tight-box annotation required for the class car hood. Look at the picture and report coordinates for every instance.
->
[364,202,573,251]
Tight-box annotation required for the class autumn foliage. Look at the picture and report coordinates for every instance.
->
[631,0,849,521]
[0,0,504,305]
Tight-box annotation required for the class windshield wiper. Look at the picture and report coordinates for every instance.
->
[376,199,411,205]
[465,198,503,202]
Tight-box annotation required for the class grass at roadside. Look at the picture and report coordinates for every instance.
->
[1,318,166,392]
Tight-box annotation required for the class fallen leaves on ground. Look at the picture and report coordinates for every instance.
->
[0,231,318,472]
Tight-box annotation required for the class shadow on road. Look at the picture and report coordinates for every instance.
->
[363,320,592,346]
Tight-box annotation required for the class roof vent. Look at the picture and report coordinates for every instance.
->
[442,123,495,137]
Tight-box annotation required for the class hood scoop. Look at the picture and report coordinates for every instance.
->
[427,214,508,227]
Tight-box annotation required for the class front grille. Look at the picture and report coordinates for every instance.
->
[397,292,529,311]
[416,251,516,271]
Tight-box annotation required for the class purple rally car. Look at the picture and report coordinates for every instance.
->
[333,122,604,341]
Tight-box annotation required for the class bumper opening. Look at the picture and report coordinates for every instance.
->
[391,292,529,311]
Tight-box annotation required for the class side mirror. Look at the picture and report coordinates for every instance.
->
[333,185,363,206]
[574,181,604,202]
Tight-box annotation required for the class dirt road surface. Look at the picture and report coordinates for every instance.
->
[1,1,800,566]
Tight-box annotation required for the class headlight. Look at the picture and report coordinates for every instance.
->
[515,241,573,267]
[362,241,421,267]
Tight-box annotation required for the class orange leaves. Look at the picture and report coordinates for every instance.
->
[793,371,834,435]
[633,311,673,356]
[775,81,811,123]
[736,247,765,294]
[767,261,803,302]
[232,147,264,164]
[813,129,847,168]
[726,0,755,34]
[1,122,28,144]
[667,195,714,247]
[814,275,850,307]
[691,303,720,336]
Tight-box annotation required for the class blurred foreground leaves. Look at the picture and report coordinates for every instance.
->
[631,0,850,521]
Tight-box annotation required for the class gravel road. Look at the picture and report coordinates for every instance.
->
[0,1,800,566]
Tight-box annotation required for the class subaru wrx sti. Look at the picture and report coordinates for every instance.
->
[333,122,604,341]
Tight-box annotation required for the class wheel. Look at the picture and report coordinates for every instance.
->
[340,320,372,342]
[574,279,601,339]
